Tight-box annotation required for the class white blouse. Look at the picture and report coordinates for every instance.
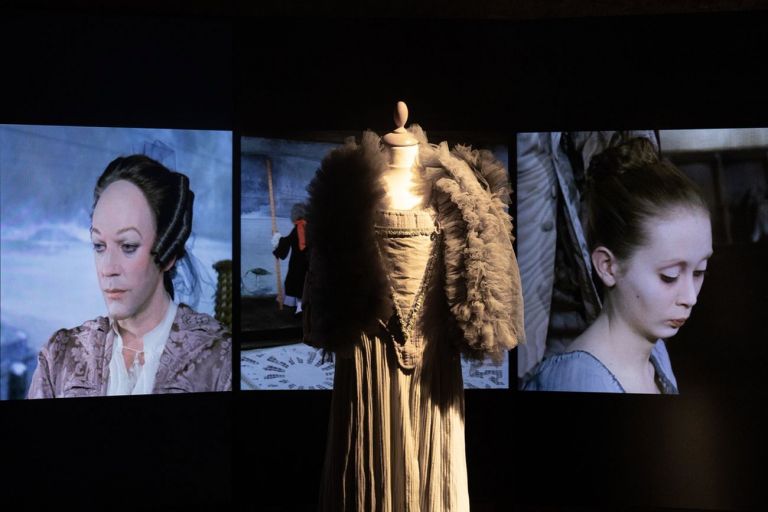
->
[106,300,178,396]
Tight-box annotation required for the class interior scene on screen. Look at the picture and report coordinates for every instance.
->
[517,128,768,394]
[0,125,233,399]
[240,128,520,391]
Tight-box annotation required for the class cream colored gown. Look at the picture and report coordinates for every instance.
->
[319,208,469,512]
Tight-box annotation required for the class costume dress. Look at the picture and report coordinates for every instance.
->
[304,127,525,511]
[27,304,232,398]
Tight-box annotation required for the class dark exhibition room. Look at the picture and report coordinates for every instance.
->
[2,2,767,510]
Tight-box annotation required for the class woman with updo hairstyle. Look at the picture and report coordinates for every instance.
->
[28,155,232,398]
[524,137,712,394]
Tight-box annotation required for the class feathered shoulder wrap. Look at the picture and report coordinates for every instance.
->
[303,126,525,361]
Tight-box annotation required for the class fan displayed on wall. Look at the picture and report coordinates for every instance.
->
[241,344,335,390]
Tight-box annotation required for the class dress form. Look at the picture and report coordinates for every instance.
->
[308,103,524,508]
[381,101,424,210]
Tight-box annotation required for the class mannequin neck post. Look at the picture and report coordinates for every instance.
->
[382,144,423,210]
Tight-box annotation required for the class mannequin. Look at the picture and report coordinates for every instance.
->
[305,102,523,511]
[381,101,424,210]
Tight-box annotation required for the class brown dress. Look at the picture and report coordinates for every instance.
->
[319,208,469,511]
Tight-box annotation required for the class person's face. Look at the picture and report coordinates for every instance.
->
[611,208,713,341]
[91,180,165,322]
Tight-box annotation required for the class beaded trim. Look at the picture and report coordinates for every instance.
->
[372,225,437,237]
[374,221,442,347]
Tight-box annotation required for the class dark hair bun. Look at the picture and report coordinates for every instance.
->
[154,172,194,268]
[587,137,659,182]
[584,136,708,261]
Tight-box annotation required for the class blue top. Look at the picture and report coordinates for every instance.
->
[522,340,679,394]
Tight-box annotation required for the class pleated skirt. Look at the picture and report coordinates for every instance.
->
[319,329,469,512]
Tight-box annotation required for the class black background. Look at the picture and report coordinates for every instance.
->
[2,5,767,511]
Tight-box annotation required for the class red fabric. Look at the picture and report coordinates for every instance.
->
[295,219,307,251]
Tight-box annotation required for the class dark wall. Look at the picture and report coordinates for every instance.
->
[2,9,767,511]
